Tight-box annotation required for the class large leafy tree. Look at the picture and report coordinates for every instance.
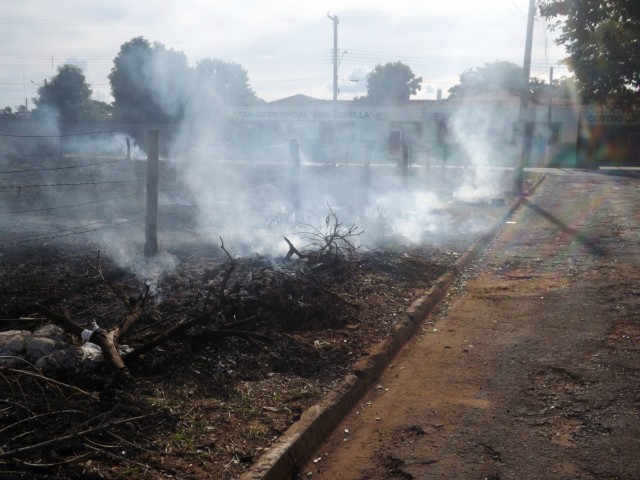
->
[34,65,93,122]
[529,76,577,103]
[193,59,260,107]
[448,61,574,102]
[539,0,640,109]
[355,61,421,105]
[109,37,191,123]
[448,61,527,99]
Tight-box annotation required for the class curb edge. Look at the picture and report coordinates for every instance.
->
[240,173,546,480]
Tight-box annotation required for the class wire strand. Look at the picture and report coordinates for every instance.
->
[0,130,118,138]
[0,158,126,174]
[0,214,145,246]
[0,191,145,216]
[0,180,144,190]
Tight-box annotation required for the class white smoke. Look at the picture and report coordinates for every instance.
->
[448,102,517,200]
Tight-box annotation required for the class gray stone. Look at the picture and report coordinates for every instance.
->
[0,330,29,366]
[1,328,132,374]
[33,324,66,340]
[25,336,60,361]
[35,348,80,374]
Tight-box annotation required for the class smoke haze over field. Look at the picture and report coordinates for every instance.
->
[0,0,549,282]
[0,0,567,109]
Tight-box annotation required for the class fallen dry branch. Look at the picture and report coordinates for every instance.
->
[0,409,85,437]
[3,368,97,399]
[0,414,152,459]
[124,310,214,362]
[31,305,82,338]
[35,239,266,372]
[33,304,131,375]
[115,287,150,341]
[125,312,270,364]
[32,278,150,375]
[285,207,363,268]
[284,236,308,260]
[10,452,92,468]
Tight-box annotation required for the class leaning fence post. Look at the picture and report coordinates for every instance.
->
[289,139,301,221]
[144,130,159,258]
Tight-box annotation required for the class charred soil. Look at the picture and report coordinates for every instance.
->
[0,204,497,479]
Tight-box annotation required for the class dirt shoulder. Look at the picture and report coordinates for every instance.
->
[303,169,640,479]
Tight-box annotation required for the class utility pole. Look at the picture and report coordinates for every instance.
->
[515,0,536,195]
[547,66,554,124]
[327,13,339,101]
[546,66,554,165]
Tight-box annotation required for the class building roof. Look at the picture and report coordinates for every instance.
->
[267,91,576,108]
[268,94,333,106]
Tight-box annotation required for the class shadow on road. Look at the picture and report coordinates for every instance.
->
[522,198,607,257]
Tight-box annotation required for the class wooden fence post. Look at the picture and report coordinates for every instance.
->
[402,144,410,190]
[364,145,372,189]
[144,130,159,258]
[289,139,301,221]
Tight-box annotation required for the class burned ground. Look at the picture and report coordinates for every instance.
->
[0,153,518,478]
[0,239,461,479]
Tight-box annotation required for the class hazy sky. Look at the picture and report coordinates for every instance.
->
[0,0,569,109]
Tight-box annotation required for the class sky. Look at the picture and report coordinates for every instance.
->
[0,0,570,110]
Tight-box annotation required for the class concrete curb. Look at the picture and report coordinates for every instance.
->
[240,174,546,480]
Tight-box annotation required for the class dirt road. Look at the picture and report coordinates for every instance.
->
[303,169,640,479]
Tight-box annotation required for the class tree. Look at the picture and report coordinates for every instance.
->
[85,99,113,122]
[34,65,93,122]
[447,61,577,103]
[539,0,640,109]
[109,37,191,123]
[193,58,261,107]
[448,61,527,99]
[529,76,577,103]
[354,61,422,105]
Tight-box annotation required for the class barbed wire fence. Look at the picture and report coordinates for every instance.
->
[0,130,148,249]
[0,132,312,254]
[0,129,411,254]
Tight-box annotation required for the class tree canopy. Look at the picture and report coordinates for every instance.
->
[448,61,527,99]
[193,59,260,107]
[447,61,575,103]
[34,65,94,122]
[539,0,640,109]
[109,37,262,123]
[355,61,422,105]
[109,37,191,124]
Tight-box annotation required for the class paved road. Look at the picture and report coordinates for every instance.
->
[302,169,640,479]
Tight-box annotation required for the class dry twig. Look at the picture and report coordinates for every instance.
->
[0,414,152,459]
